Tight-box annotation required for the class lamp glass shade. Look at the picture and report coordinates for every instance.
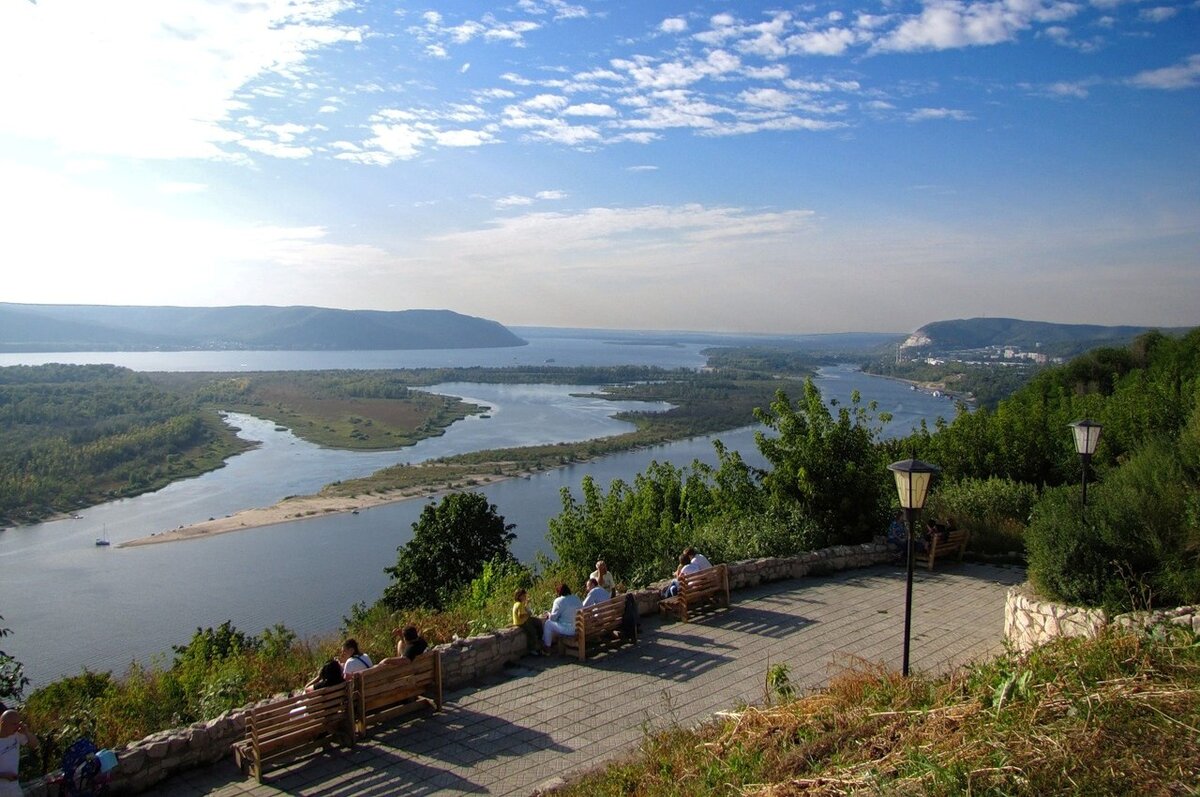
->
[1070,419,1103,457]
[887,458,938,510]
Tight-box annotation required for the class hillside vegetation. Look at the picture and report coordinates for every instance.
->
[555,628,1200,796]
[909,317,1191,357]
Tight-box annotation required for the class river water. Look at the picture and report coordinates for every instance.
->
[0,333,958,685]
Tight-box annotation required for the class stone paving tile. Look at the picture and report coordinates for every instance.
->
[153,563,1023,796]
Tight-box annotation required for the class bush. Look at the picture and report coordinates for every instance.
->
[1026,438,1200,612]
[691,506,826,565]
[926,477,1038,555]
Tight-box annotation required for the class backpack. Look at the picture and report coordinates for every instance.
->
[620,593,640,641]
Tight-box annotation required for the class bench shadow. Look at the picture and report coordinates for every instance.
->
[264,746,487,796]
[371,705,571,767]
[582,637,734,682]
[703,606,815,639]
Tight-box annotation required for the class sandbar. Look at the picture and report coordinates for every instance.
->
[118,471,522,548]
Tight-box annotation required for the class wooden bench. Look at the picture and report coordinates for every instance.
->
[659,563,730,623]
[559,594,637,661]
[920,529,969,570]
[233,680,355,783]
[352,651,443,735]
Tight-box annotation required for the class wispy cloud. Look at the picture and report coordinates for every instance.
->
[1127,54,1200,90]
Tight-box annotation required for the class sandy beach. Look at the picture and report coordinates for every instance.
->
[118,471,521,547]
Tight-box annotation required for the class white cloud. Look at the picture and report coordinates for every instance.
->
[660,17,688,33]
[874,0,1082,53]
[536,190,567,200]
[787,28,859,55]
[1139,5,1177,21]
[739,88,794,109]
[0,0,361,160]
[495,194,535,208]
[434,128,496,147]
[1127,55,1200,90]
[564,103,618,117]
[627,165,659,171]
[907,107,974,121]
[239,139,314,159]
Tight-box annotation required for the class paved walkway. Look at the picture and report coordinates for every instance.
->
[159,563,1025,796]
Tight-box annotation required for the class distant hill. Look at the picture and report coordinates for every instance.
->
[902,317,1194,357]
[0,303,527,352]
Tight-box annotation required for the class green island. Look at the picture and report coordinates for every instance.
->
[4,329,1199,792]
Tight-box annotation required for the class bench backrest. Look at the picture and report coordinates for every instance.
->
[356,652,440,709]
[934,529,968,550]
[577,594,625,639]
[248,680,352,748]
[678,563,727,598]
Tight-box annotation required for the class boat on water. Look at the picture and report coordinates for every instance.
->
[95,527,110,546]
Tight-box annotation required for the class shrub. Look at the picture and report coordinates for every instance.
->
[1026,438,1200,612]
[926,477,1038,555]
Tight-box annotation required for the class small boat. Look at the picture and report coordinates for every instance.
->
[95,525,110,546]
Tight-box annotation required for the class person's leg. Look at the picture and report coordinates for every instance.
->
[543,619,559,648]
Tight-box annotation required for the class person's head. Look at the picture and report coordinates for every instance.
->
[402,625,420,642]
[556,583,572,597]
[595,560,607,575]
[341,638,361,658]
[679,553,692,566]
[315,658,344,689]
[586,577,598,590]
[514,588,527,603]
[682,547,696,559]
[0,710,19,735]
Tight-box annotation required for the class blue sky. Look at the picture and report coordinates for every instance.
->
[1,0,1196,334]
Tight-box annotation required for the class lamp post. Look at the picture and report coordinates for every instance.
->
[1069,419,1102,523]
[887,457,939,677]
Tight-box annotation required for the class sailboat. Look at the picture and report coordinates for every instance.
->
[95,526,111,546]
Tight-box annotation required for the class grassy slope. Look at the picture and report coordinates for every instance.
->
[556,629,1200,796]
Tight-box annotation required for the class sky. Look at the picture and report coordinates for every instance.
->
[1,0,1197,334]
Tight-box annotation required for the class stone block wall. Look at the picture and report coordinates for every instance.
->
[21,541,891,796]
[1004,583,1200,653]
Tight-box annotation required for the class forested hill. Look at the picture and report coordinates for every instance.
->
[905,317,1192,356]
[0,303,526,351]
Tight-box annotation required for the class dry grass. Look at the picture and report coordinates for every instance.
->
[555,628,1200,797]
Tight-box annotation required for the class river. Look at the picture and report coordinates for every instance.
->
[0,335,959,685]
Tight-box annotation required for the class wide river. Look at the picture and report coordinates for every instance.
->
[0,329,960,685]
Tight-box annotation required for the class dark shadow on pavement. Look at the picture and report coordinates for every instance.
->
[703,606,815,639]
[581,637,734,682]
[372,705,571,767]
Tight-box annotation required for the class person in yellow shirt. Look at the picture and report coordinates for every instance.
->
[512,589,544,657]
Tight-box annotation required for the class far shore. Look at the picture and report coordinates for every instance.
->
[118,470,528,548]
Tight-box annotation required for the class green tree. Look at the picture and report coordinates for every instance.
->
[0,615,29,704]
[754,380,891,544]
[382,492,516,611]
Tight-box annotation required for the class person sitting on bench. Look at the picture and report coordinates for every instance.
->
[542,583,583,651]
[582,577,611,607]
[662,553,704,598]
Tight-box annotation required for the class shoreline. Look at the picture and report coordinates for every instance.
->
[118,470,527,548]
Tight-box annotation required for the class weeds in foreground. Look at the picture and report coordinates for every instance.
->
[555,628,1200,796]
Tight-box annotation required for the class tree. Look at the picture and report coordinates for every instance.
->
[754,380,891,544]
[383,492,516,611]
[0,615,29,704]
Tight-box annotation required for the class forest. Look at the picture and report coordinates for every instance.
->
[0,365,249,526]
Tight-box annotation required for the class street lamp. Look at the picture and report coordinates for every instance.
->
[887,457,939,677]
[1069,419,1102,522]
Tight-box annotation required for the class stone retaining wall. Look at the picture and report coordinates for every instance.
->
[21,542,890,796]
[1004,583,1200,653]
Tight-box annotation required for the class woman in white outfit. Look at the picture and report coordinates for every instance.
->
[542,583,584,650]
